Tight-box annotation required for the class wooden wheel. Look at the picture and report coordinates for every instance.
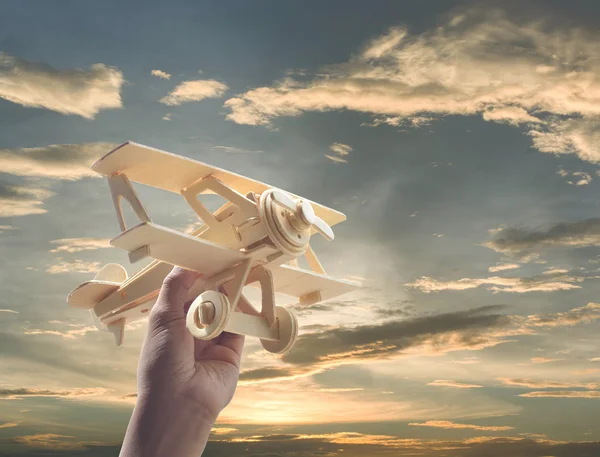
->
[186,290,231,340]
[261,306,298,354]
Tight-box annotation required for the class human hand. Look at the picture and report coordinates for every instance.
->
[120,266,244,457]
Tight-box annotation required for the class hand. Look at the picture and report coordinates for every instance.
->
[120,266,244,457]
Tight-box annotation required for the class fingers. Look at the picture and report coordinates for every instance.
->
[217,331,245,359]
[151,266,200,325]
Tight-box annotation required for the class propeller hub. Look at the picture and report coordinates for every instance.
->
[296,199,316,227]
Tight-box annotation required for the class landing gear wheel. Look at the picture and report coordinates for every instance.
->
[186,291,231,340]
[261,306,298,354]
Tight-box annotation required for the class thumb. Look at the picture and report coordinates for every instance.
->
[150,266,200,327]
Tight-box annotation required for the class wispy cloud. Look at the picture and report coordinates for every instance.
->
[210,428,238,436]
[12,433,116,451]
[406,273,588,293]
[325,154,348,163]
[409,420,513,431]
[0,52,123,118]
[530,357,562,364]
[24,324,98,339]
[329,142,353,156]
[484,218,600,258]
[45,260,101,274]
[525,303,600,327]
[519,390,600,398]
[49,238,111,253]
[224,9,600,162]
[205,431,593,457]
[0,387,110,400]
[0,421,19,429]
[0,309,19,314]
[558,169,593,186]
[488,263,520,273]
[160,79,228,105]
[498,378,598,389]
[210,145,265,154]
[0,143,115,180]
[0,183,54,217]
[151,69,171,79]
[427,380,483,389]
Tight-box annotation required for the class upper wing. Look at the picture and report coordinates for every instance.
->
[93,141,346,227]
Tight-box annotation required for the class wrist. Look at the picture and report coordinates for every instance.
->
[120,394,216,457]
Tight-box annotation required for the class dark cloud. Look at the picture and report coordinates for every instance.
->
[2,433,599,457]
[484,218,600,257]
[0,387,108,400]
[239,366,298,382]
[282,305,510,365]
[203,434,600,457]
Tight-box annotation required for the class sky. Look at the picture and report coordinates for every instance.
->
[1,0,600,455]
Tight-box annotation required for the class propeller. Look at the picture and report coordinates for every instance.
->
[270,189,334,241]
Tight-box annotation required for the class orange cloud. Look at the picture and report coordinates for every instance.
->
[519,391,600,398]
[408,420,513,431]
[427,380,483,389]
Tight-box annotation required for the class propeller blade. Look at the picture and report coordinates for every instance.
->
[313,217,334,241]
[271,189,297,213]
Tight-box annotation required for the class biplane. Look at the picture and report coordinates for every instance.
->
[67,142,359,354]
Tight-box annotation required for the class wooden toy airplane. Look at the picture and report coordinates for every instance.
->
[67,142,359,354]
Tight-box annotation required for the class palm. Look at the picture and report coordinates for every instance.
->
[138,268,244,422]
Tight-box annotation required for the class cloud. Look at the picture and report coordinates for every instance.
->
[557,170,593,186]
[204,432,600,457]
[0,142,115,180]
[151,69,171,79]
[49,238,111,253]
[160,79,228,105]
[528,117,600,163]
[409,420,513,431]
[223,9,600,163]
[484,218,600,258]
[572,368,600,375]
[427,380,483,389]
[24,324,98,339]
[519,390,600,398]
[0,309,18,314]
[0,421,18,429]
[0,52,123,118]
[489,263,520,273]
[325,154,348,163]
[329,142,353,156]
[0,183,54,217]
[453,357,480,364]
[12,433,116,451]
[45,260,101,274]
[498,378,598,389]
[405,273,587,293]
[530,357,562,364]
[211,427,238,436]
[525,303,600,327]
[280,305,514,367]
[211,145,265,154]
[162,113,172,121]
[543,268,569,275]
[240,302,600,384]
[0,387,110,400]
